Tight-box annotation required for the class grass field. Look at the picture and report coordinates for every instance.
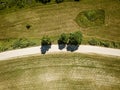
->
[0,0,120,51]
[0,53,120,90]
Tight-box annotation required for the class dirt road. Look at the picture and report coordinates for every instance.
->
[0,45,120,60]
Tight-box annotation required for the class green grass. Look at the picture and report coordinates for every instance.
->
[0,0,120,51]
[0,53,120,90]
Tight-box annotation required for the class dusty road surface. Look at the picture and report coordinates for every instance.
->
[0,45,120,60]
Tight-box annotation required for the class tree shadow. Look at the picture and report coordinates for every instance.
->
[58,44,66,50]
[40,45,51,54]
[66,45,79,52]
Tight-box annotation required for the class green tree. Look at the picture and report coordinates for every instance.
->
[41,36,51,46]
[58,33,68,44]
[68,31,82,45]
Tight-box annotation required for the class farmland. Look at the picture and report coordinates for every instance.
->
[0,53,120,90]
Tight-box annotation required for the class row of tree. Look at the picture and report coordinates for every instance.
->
[41,31,83,46]
[36,0,64,4]
[0,0,80,10]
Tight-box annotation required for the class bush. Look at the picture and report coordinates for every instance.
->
[12,38,36,49]
[68,31,83,45]
[88,39,99,45]
[88,39,120,48]
[100,41,109,47]
[58,33,68,44]
[0,46,8,52]
[111,41,120,48]
[41,36,51,46]
[0,1,6,10]
[26,24,31,29]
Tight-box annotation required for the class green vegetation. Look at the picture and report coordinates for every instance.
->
[68,31,82,45]
[41,36,51,45]
[0,45,8,52]
[12,38,36,49]
[0,38,36,52]
[0,53,120,90]
[88,38,99,46]
[0,0,36,10]
[88,38,120,48]
[76,9,105,27]
[0,0,76,11]
[58,33,68,44]
[58,31,82,45]
[0,0,120,52]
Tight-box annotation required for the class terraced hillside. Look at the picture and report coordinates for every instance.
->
[0,0,120,51]
[0,53,120,90]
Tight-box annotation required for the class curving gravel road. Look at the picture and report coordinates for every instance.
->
[0,45,120,60]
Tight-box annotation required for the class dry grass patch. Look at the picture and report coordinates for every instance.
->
[0,0,120,51]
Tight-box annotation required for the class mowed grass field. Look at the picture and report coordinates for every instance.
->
[0,53,120,90]
[0,0,120,46]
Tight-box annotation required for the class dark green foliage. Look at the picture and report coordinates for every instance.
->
[0,1,6,10]
[74,0,79,1]
[68,31,83,45]
[16,0,24,8]
[76,9,105,27]
[38,0,51,4]
[12,38,36,49]
[0,0,80,10]
[58,33,68,44]
[0,0,36,10]
[55,0,63,3]
[41,36,51,46]
[74,31,83,44]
